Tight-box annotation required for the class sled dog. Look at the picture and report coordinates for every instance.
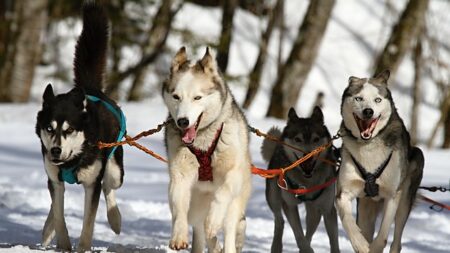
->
[262,107,340,253]
[162,47,252,253]
[336,70,424,253]
[35,3,124,251]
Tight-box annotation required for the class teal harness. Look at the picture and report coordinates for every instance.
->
[59,95,126,184]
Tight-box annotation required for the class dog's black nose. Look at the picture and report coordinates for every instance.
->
[177,118,190,129]
[50,147,62,157]
[363,108,374,118]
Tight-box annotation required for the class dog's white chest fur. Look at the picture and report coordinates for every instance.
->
[340,137,401,198]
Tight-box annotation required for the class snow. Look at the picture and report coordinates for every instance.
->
[0,99,449,252]
[1,0,450,252]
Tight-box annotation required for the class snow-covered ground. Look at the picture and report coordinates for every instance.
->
[1,0,450,252]
[0,100,449,253]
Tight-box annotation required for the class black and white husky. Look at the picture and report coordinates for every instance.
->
[261,107,340,253]
[336,70,424,253]
[35,3,124,251]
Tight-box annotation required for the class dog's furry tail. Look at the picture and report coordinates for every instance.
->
[74,1,108,91]
[261,127,282,162]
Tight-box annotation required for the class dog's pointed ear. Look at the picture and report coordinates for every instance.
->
[348,76,366,86]
[311,106,324,124]
[171,46,188,73]
[288,107,299,121]
[195,47,218,74]
[70,87,86,108]
[374,69,390,85]
[43,84,54,102]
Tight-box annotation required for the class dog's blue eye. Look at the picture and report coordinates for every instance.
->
[46,126,54,133]
[355,97,363,102]
[173,94,180,100]
[375,98,382,103]
[194,96,202,101]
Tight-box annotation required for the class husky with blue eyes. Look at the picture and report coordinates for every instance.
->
[35,3,124,251]
[336,70,424,253]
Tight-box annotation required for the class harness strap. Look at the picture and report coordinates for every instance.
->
[86,95,127,160]
[59,95,126,184]
[284,175,328,201]
[187,123,224,182]
[351,152,392,197]
[59,166,78,184]
[278,175,337,197]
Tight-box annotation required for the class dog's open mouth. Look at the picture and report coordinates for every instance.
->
[181,113,203,145]
[51,159,63,165]
[294,153,317,178]
[353,113,379,140]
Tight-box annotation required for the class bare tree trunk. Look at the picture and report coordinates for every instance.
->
[276,0,285,77]
[127,0,174,101]
[410,36,423,145]
[0,0,16,102]
[243,0,283,109]
[216,0,238,73]
[266,0,335,119]
[427,85,450,148]
[443,105,450,148]
[107,1,180,100]
[0,0,48,102]
[373,0,429,79]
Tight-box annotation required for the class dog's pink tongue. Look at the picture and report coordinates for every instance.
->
[182,126,197,144]
[361,129,372,139]
[361,118,378,139]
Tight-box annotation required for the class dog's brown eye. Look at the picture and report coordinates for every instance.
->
[46,126,54,133]
[355,97,363,102]
[294,137,302,143]
[375,98,382,103]
[66,127,74,134]
[313,137,320,143]
[173,94,180,100]
[194,96,202,101]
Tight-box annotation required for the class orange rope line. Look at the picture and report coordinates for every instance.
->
[124,135,167,163]
[97,120,170,149]
[249,126,337,166]
[251,142,333,179]
[96,121,336,181]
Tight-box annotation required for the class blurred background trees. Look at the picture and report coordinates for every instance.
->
[0,0,449,147]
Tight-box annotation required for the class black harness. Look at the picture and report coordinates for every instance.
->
[351,152,393,197]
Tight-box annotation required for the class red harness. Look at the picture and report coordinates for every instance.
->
[187,123,224,181]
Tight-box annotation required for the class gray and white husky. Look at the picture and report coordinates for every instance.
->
[336,70,424,253]
[261,107,340,253]
[35,3,123,251]
[162,47,252,253]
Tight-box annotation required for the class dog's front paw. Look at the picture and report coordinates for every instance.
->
[56,238,72,252]
[369,237,387,253]
[205,214,223,239]
[107,206,122,234]
[351,234,370,253]
[77,244,91,253]
[169,233,189,251]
